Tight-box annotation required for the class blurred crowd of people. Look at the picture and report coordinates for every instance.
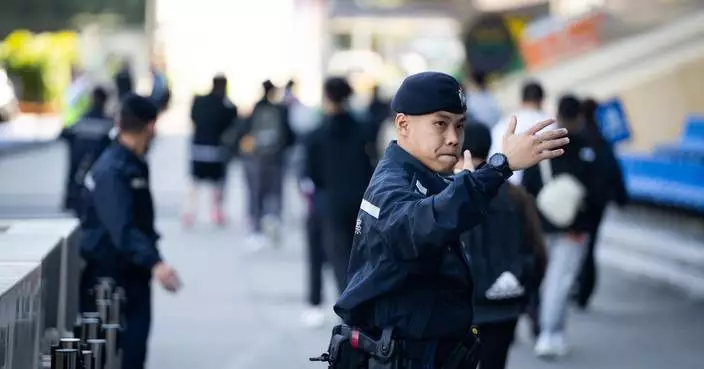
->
[60,66,629,369]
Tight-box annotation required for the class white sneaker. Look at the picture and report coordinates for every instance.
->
[245,233,270,252]
[534,333,559,359]
[301,306,326,328]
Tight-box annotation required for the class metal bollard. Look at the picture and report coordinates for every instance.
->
[95,278,114,300]
[50,344,59,369]
[60,338,81,350]
[82,350,93,369]
[81,317,101,341]
[96,299,111,325]
[83,312,101,320]
[102,324,120,369]
[109,288,124,324]
[86,339,106,369]
[54,348,79,369]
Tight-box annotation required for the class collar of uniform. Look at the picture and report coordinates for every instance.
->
[114,140,148,167]
[385,141,449,195]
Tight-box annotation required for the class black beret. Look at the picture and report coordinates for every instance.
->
[122,93,158,122]
[391,72,467,115]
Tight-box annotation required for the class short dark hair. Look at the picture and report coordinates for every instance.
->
[92,86,108,105]
[471,70,487,89]
[263,80,276,95]
[557,94,581,121]
[324,77,353,104]
[213,74,227,89]
[521,81,545,103]
[118,94,158,133]
[462,123,492,160]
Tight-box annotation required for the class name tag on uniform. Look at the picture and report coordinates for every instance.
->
[131,178,148,189]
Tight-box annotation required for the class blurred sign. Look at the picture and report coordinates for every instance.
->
[518,11,604,70]
[596,97,631,144]
[463,14,521,75]
[473,0,548,12]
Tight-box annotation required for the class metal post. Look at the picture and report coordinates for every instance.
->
[82,350,93,369]
[55,348,79,369]
[95,279,114,301]
[96,299,111,325]
[57,237,69,334]
[102,324,120,369]
[81,318,100,341]
[109,289,123,324]
[86,339,106,369]
[59,338,81,350]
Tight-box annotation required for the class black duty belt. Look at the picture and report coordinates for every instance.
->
[310,325,480,369]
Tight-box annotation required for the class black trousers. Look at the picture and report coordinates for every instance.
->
[322,213,355,294]
[306,203,325,306]
[477,319,518,369]
[576,210,605,308]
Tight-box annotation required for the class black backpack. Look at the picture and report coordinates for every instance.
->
[248,103,286,156]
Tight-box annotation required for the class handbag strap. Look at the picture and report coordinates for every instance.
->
[538,159,553,186]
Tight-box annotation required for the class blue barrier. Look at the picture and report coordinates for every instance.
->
[619,153,704,212]
[653,141,704,162]
[683,115,704,142]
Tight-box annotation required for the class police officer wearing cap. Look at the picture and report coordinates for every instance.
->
[79,94,182,369]
[331,72,569,369]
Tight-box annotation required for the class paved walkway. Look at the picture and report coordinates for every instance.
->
[0,132,702,369]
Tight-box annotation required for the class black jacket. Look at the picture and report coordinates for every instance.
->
[80,141,162,284]
[462,178,546,324]
[522,133,602,233]
[334,142,507,340]
[60,108,114,213]
[191,93,238,145]
[303,111,374,222]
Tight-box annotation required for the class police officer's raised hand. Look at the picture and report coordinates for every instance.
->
[153,262,182,293]
[502,115,569,170]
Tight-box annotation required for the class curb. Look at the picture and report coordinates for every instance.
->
[0,139,58,158]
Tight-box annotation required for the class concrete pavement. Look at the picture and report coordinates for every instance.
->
[0,135,702,369]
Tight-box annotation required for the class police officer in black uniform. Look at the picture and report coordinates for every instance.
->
[327,72,569,369]
[79,94,182,369]
[60,86,114,215]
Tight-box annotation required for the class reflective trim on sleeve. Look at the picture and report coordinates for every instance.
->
[360,199,380,219]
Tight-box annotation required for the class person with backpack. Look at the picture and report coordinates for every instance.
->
[302,77,374,316]
[522,94,601,359]
[239,80,295,250]
[456,123,547,369]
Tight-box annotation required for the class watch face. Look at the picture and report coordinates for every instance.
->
[490,154,506,168]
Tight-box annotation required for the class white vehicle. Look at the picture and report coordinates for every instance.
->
[0,67,19,122]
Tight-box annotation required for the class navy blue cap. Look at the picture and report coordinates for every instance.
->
[391,72,467,115]
[121,93,158,122]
